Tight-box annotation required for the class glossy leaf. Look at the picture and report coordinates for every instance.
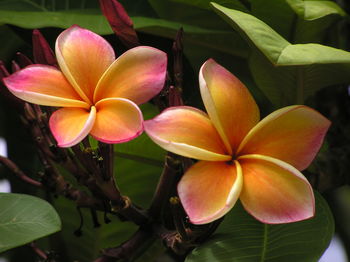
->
[211,3,289,62]
[286,0,345,20]
[186,192,334,262]
[287,0,346,43]
[249,50,350,106]
[211,3,350,105]
[0,193,61,253]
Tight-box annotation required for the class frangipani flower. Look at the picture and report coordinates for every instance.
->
[144,59,330,225]
[4,25,167,147]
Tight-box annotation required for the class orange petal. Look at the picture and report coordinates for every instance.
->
[144,106,231,161]
[199,59,260,154]
[238,154,315,224]
[49,107,96,147]
[93,46,167,104]
[56,25,115,103]
[90,98,143,143]
[3,65,88,108]
[178,160,243,224]
[237,105,331,170]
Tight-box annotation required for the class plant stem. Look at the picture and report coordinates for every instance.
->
[0,156,43,187]
[29,242,48,260]
[148,153,181,219]
[95,228,153,262]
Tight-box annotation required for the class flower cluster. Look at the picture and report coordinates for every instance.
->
[3,26,330,225]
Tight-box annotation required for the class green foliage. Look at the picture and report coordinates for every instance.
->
[186,192,334,262]
[0,193,61,253]
[211,3,350,106]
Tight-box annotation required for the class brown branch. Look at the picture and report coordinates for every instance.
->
[95,228,153,262]
[0,156,42,187]
[148,153,181,220]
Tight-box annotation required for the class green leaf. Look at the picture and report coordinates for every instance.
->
[286,0,346,21]
[148,0,249,57]
[286,0,346,43]
[171,0,248,12]
[211,3,350,105]
[0,193,61,253]
[0,1,248,57]
[211,3,350,65]
[186,192,334,262]
[250,0,296,39]
[211,2,290,62]
[277,43,350,65]
[149,0,230,29]
[0,9,112,34]
[250,49,350,106]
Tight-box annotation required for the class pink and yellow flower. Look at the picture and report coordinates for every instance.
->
[144,59,330,224]
[4,25,167,147]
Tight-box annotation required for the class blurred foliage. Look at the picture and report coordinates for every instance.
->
[0,0,350,261]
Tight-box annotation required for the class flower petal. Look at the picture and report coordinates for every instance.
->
[144,106,230,161]
[93,46,167,104]
[56,25,115,103]
[90,98,143,143]
[238,154,315,224]
[178,160,243,224]
[49,106,96,147]
[199,59,260,154]
[237,105,331,170]
[3,65,89,108]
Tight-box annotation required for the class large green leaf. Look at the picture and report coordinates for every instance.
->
[286,0,346,43]
[186,192,334,262]
[211,3,350,105]
[286,0,346,20]
[211,3,290,62]
[0,193,61,253]
[249,50,350,106]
